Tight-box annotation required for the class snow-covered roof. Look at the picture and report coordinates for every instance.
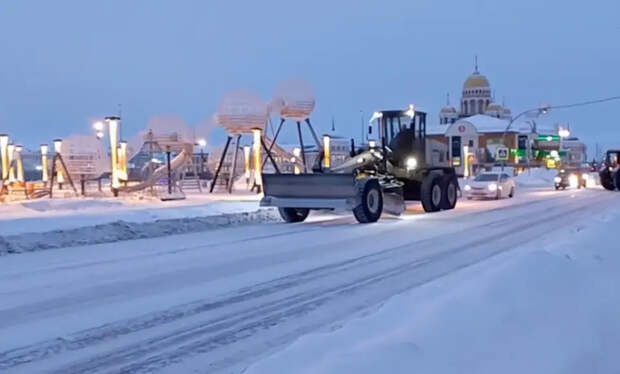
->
[426,114,537,136]
[459,114,511,133]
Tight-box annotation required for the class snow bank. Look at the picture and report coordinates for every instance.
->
[0,195,262,235]
[246,200,620,374]
[514,168,557,187]
[0,208,278,256]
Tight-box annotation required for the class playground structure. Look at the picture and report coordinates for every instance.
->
[211,91,287,193]
[1,79,331,202]
[123,129,194,200]
[268,79,324,173]
[211,81,323,194]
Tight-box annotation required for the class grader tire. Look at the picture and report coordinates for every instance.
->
[353,179,383,223]
[440,174,458,210]
[421,174,442,213]
[278,208,310,223]
[600,169,615,191]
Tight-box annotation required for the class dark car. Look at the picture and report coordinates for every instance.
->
[554,168,588,190]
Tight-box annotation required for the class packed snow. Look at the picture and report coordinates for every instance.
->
[514,167,558,187]
[0,186,616,374]
[247,191,620,374]
[0,193,275,255]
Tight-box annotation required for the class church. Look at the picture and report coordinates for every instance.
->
[438,61,512,124]
[426,62,580,176]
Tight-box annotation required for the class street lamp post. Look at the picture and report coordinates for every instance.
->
[7,143,15,183]
[104,116,121,195]
[15,145,24,183]
[0,134,9,181]
[558,126,570,166]
[53,139,64,189]
[500,105,550,173]
[40,144,49,183]
[251,128,262,192]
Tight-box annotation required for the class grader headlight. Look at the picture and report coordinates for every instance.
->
[405,156,417,171]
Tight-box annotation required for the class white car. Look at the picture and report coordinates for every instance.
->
[464,172,516,200]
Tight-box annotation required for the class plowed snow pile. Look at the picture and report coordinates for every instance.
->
[514,168,557,187]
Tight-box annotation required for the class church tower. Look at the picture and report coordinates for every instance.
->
[460,57,492,117]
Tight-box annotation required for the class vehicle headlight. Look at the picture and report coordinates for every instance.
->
[488,183,497,191]
[464,185,471,191]
[405,157,417,170]
[554,176,562,183]
[569,174,578,187]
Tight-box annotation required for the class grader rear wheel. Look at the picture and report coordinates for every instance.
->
[421,174,442,213]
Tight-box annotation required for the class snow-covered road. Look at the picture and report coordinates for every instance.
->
[0,187,614,373]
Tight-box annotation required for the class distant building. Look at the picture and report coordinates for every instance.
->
[430,62,587,175]
[439,61,511,125]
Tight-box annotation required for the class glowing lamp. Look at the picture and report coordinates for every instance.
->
[293,147,301,174]
[40,144,49,182]
[251,128,262,187]
[405,104,416,118]
[323,135,331,169]
[0,134,8,180]
[243,146,251,179]
[106,116,121,189]
[7,143,15,182]
[53,139,64,184]
[15,145,24,182]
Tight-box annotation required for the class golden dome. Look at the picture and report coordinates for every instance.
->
[440,106,457,113]
[463,73,490,89]
[485,104,503,112]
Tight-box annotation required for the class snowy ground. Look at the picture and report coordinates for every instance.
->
[248,190,620,374]
[0,185,617,373]
[0,192,262,235]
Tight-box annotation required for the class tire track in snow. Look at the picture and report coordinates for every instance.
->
[0,190,610,373]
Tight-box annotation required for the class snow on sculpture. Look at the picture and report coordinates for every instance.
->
[273,79,316,121]
[144,115,194,144]
[62,135,109,177]
[216,91,269,134]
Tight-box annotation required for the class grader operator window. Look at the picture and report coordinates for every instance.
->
[383,116,413,143]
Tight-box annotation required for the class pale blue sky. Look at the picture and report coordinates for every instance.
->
[0,0,618,155]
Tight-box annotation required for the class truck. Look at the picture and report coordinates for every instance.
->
[599,149,620,191]
[260,107,459,223]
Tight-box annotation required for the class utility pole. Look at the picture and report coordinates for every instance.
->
[360,110,364,144]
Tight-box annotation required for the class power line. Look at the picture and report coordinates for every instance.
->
[548,95,620,110]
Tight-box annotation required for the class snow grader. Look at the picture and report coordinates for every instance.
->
[599,149,620,191]
[260,107,459,223]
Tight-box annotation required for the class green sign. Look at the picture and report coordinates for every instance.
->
[537,135,560,142]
